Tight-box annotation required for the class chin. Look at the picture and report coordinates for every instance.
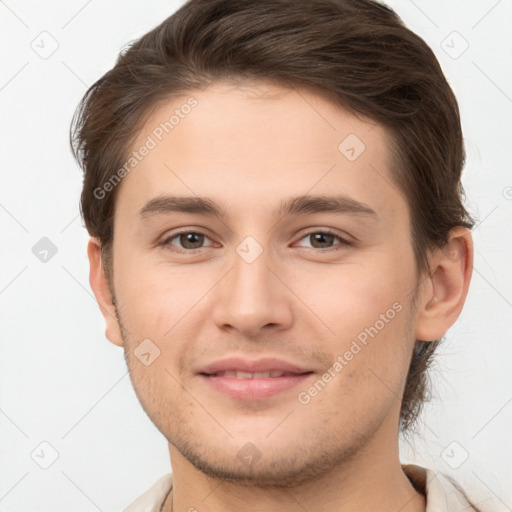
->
[170,430,359,489]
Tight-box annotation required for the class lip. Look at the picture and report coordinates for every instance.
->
[198,357,314,400]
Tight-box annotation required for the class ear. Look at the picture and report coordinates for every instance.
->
[87,237,124,347]
[415,227,473,342]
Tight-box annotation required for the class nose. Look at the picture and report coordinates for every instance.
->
[212,243,294,337]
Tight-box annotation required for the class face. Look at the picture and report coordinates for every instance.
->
[104,81,424,485]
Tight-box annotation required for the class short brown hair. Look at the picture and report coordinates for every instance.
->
[71,0,474,433]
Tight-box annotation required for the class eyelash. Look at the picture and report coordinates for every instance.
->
[160,228,353,254]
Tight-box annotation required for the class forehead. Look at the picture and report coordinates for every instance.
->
[115,80,406,223]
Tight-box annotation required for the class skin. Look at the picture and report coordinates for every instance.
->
[88,80,473,512]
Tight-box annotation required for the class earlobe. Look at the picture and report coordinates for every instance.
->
[87,237,124,347]
[415,227,473,342]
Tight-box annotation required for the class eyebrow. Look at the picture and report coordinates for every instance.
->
[138,194,377,220]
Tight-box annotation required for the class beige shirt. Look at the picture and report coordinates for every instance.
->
[123,464,478,512]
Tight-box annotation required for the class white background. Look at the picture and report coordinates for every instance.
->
[0,0,511,510]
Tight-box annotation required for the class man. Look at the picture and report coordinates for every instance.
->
[71,0,481,510]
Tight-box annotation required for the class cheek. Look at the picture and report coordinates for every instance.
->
[313,250,416,380]
[113,250,204,338]
[316,261,412,338]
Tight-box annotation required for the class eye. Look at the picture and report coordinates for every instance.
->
[162,231,215,251]
[295,230,352,250]
[160,229,352,253]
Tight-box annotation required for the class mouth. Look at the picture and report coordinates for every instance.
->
[202,370,307,379]
[198,357,314,400]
